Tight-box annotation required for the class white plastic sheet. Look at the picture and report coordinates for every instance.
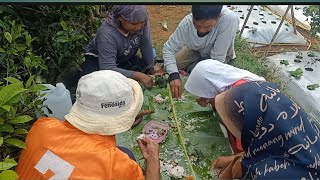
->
[266,5,311,31]
[229,5,307,47]
[266,51,320,123]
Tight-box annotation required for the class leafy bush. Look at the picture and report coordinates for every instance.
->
[303,5,320,37]
[0,16,47,82]
[0,5,110,178]
[53,20,88,69]
[0,76,47,179]
[0,5,107,84]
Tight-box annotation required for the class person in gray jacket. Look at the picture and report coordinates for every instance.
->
[82,5,155,89]
[163,5,239,98]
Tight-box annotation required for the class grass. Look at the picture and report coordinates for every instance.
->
[231,35,278,83]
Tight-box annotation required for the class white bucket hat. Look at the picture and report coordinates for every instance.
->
[64,70,143,135]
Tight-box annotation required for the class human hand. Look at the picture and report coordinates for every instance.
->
[140,73,154,89]
[196,97,215,107]
[137,137,159,162]
[170,79,182,99]
[196,97,210,107]
[147,66,156,75]
[132,72,154,89]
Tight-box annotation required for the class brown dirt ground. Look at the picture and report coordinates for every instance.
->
[147,5,320,57]
[148,5,191,55]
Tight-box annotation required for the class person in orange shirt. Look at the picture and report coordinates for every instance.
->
[16,70,160,180]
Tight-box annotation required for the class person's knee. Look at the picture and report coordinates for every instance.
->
[176,47,201,71]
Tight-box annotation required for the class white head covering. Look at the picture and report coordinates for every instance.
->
[184,59,265,98]
[65,70,143,135]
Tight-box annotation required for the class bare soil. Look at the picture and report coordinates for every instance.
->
[147,5,320,56]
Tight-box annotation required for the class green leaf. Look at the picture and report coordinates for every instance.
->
[28,84,47,92]
[4,138,26,148]
[9,115,33,124]
[0,83,26,105]
[0,105,10,112]
[4,77,21,84]
[23,56,31,69]
[280,60,289,66]
[0,170,18,180]
[34,99,43,107]
[0,118,4,124]
[0,124,14,133]
[15,128,28,134]
[6,48,17,55]
[7,94,21,105]
[60,20,68,31]
[9,106,16,116]
[15,44,27,52]
[25,34,31,46]
[3,135,11,140]
[25,75,34,88]
[0,158,17,171]
[35,75,44,84]
[288,68,303,79]
[4,32,12,43]
[0,48,5,53]
[0,137,3,146]
[307,84,320,90]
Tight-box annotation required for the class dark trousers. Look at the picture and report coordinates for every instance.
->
[117,146,136,161]
[81,55,149,77]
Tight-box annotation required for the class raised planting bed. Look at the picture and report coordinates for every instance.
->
[266,51,320,124]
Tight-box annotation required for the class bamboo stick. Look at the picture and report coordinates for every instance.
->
[240,5,254,37]
[264,5,292,58]
[168,85,196,180]
[291,6,297,35]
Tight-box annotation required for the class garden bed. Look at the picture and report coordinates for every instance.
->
[266,51,320,123]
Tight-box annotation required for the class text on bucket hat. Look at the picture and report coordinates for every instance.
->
[65,70,143,135]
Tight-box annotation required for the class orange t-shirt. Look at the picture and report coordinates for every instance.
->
[16,117,144,180]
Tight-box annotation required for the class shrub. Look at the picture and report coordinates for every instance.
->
[0,76,47,178]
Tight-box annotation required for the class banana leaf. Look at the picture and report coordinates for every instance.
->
[116,77,231,180]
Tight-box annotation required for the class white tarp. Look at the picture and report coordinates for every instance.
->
[266,5,311,31]
[229,5,307,47]
[266,51,320,123]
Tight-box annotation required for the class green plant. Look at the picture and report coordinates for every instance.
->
[0,76,47,178]
[53,20,88,69]
[0,16,47,82]
[231,35,269,79]
[307,84,319,90]
[153,75,168,89]
[307,51,316,57]
[296,51,303,59]
[0,5,107,84]
[280,60,289,66]
[288,68,303,79]
[303,5,320,37]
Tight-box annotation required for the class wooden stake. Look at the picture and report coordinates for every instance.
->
[291,6,297,35]
[240,5,254,37]
[264,5,292,58]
